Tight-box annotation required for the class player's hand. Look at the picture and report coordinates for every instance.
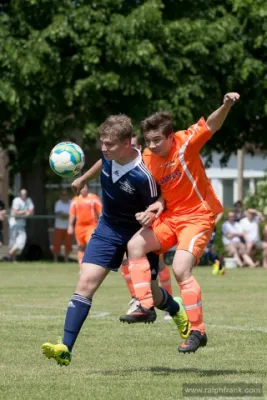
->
[146,197,165,218]
[223,92,240,107]
[135,211,156,227]
[72,177,85,195]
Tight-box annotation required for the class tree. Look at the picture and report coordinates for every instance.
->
[0,0,266,256]
[1,0,267,163]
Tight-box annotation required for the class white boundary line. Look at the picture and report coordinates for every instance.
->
[14,304,110,318]
[11,305,267,331]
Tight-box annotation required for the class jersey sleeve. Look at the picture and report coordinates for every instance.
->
[184,117,213,153]
[69,198,77,217]
[138,168,159,209]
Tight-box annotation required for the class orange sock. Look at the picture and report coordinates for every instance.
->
[78,250,84,269]
[159,266,173,295]
[179,276,205,334]
[121,263,135,298]
[129,257,153,309]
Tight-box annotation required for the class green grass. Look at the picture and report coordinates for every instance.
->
[0,263,266,400]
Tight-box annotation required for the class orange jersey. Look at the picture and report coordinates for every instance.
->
[142,118,223,216]
[69,193,102,226]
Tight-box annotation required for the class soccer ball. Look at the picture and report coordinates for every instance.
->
[49,142,85,177]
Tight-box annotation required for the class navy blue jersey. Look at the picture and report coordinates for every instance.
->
[100,149,159,230]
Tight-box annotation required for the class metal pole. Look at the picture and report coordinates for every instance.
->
[237,148,244,201]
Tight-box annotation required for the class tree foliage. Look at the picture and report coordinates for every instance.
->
[0,0,266,172]
[244,178,267,215]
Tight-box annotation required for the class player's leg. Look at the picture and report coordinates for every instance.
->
[121,253,139,314]
[42,262,109,366]
[125,227,161,319]
[119,249,159,324]
[150,262,190,339]
[124,217,176,323]
[42,220,125,366]
[172,216,213,353]
[158,254,173,295]
[158,254,173,319]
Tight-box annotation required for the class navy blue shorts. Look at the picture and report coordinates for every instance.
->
[83,218,159,279]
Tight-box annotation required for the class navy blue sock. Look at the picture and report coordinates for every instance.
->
[156,287,179,316]
[63,293,92,351]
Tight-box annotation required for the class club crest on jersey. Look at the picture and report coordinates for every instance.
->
[119,180,135,194]
[160,160,176,168]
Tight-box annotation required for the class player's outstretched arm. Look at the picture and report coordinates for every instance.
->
[72,159,102,195]
[206,92,240,134]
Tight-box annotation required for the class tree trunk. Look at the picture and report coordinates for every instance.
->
[21,162,52,260]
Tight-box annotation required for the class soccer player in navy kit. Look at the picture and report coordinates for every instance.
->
[42,115,189,366]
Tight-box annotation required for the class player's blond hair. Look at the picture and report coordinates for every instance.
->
[98,114,133,142]
[140,111,173,137]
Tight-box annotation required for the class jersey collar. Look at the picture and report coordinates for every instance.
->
[112,149,142,183]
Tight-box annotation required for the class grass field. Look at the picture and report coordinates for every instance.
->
[1,262,266,400]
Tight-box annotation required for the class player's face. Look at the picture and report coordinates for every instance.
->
[144,131,173,157]
[100,136,130,162]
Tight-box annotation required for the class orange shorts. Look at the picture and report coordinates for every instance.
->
[152,210,215,264]
[75,224,97,246]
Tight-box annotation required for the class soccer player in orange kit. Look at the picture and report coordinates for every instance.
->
[121,134,174,318]
[68,183,102,268]
[120,92,240,353]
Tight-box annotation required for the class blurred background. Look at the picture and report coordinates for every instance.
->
[0,0,266,264]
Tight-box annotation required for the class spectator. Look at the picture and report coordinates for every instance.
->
[53,189,72,262]
[8,188,34,261]
[239,208,267,266]
[233,200,244,222]
[222,211,258,268]
[239,208,264,253]
[0,199,6,246]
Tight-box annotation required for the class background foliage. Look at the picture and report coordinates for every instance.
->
[0,0,267,172]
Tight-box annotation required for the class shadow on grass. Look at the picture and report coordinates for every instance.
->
[85,366,261,377]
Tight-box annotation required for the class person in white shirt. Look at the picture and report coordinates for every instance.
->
[222,211,258,268]
[239,209,264,253]
[53,189,72,262]
[240,208,267,266]
[8,188,35,261]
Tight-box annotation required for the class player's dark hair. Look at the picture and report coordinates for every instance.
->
[140,111,173,138]
[98,114,133,142]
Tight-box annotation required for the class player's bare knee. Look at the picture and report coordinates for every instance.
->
[127,237,146,258]
[76,275,98,298]
[172,253,195,282]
